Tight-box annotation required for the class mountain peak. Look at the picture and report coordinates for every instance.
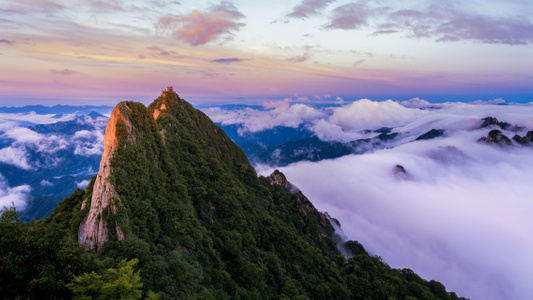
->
[269,169,291,190]
[148,88,179,121]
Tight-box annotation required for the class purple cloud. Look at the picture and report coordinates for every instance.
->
[8,0,65,14]
[287,0,337,19]
[209,1,244,19]
[50,69,80,76]
[324,2,533,45]
[211,57,246,63]
[85,0,126,12]
[371,29,398,36]
[0,8,19,14]
[0,39,14,45]
[433,14,533,45]
[286,53,311,63]
[156,1,245,46]
[324,1,388,30]
[352,59,365,67]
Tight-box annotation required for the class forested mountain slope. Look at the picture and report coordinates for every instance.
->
[0,88,466,299]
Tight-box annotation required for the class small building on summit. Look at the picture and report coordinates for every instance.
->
[162,86,175,96]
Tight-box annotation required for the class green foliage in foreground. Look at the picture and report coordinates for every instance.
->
[67,259,145,300]
[0,92,467,299]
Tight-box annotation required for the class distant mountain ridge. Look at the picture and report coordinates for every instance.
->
[0,111,107,221]
[0,104,113,115]
[217,115,532,167]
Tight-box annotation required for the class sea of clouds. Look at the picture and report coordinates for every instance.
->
[205,98,533,300]
[0,111,107,211]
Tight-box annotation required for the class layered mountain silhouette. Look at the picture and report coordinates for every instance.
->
[0,88,465,299]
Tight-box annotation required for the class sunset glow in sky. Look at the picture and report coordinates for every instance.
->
[1,0,533,105]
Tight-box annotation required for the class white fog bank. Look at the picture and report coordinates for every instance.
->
[266,131,533,300]
[248,100,533,300]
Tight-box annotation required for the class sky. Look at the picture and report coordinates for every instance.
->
[1,0,533,106]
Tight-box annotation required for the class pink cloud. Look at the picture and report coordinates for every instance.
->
[156,1,245,46]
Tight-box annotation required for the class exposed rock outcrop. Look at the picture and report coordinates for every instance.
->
[393,164,408,180]
[480,117,499,128]
[79,88,180,251]
[478,129,512,146]
[415,129,445,141]
[269,169,291,190]
[480,116,522,131]
[269,169,333,237]
[513,131,533,145]
[78,103,132,250]
[153,103,167,120]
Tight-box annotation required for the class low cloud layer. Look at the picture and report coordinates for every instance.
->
[76,179,90,189]
[0,112,107,170]
[0,146,32,170]
[0,173,31,211]
[156,1,245,46]
[204,99,326,134]
[205,97,533,143]
[320,99,425,141]
[0,110,107,213]
[72,129,105,156]
[0,112,76,126]
[250,102,533,300]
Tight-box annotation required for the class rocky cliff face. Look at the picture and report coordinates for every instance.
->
[78,103,132,250]
[269,169,292,190]
[478,129,512,146]
[513,131,533,145]
[152,103,167,120]
[78,89,178,251]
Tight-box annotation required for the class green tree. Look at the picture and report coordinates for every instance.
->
[68,259,142,300]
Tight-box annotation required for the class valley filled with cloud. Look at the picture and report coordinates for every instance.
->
[0,107,110,219]
[207,98,533,300]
